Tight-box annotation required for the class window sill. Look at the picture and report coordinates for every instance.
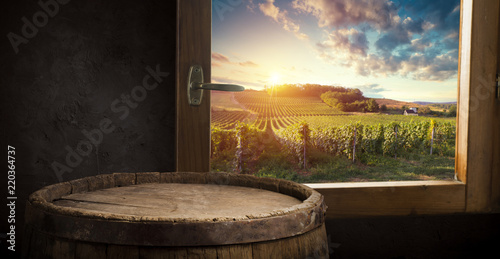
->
[305,180,466,219]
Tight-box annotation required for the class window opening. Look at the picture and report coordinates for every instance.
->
[211,0,459,183]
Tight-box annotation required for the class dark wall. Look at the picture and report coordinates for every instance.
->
[0,0,176,256]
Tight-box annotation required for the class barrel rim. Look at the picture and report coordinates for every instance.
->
[25,172,327,246]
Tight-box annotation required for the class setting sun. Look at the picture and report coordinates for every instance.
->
[269,72,281,85]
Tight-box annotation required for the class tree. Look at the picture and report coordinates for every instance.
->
[380,104,387,112]
[320,89,367,112]
[366,99,379,112]
[418,106,432,115]
[447,104,457,117]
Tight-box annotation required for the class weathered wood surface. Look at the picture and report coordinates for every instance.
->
[176,0,211,172]
[53,183,301,219]
[456,0,472,184]
[307,181,465,218]
[24,172,328,258]
[24,224,328,259]
[461,0,500,213]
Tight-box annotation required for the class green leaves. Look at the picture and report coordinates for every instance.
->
[276,120,455,163]
[275,121,310,168]
[212,119,456,173]
[320,89,379,112]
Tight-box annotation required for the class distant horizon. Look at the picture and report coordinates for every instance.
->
[212,0,460,103]
[229,86,457,104]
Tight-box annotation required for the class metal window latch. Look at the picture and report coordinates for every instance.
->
[188,65,245,106]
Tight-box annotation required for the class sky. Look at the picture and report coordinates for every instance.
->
[212,0,460,102]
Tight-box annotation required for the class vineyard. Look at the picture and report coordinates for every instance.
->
[212,90,346,130]
[211,90,456,183]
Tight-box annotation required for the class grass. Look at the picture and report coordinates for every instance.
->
[212,148,455,183]
[312,154,455,182]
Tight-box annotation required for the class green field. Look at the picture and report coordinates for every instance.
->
[212,91,455,130]
[303,114,455,128]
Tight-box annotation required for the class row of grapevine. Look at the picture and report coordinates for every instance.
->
[211,123,273,173]
[233,91,344,119]
[212,117,455,171]
[211,111,251,129]
[274,120,455,167]
[308,123,360,160]
[274,122,310,168]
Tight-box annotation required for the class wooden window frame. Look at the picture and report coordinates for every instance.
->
[176,0,500,219]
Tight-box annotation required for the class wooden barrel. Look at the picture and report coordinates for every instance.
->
[23,172,328,258]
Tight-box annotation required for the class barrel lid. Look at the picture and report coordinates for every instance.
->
[26,172,326,246]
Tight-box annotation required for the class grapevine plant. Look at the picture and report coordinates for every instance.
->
[212,120,455,171]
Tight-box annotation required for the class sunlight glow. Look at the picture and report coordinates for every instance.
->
[270,72,281,85]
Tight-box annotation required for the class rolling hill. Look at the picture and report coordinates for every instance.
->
[374,98,423,109]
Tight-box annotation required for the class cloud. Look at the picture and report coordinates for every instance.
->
[212,52,258,67]
[349,48,458,81]
[258,0,308,39]
[406,50,459,81]
[212,53,231,63]
[296,0,460,81]
[403,0,460,32]
[352,54,401,77]
[374,17,425,53]
[403,17,424,34]
[316,38,458,81]
[408,37,433,52]
[318,28,369,56]
[374,27,411,53]
[259,0,280,21]
[292,0,400,30]
[354,83,386,98]
[239,61,259,67]
[244,1,459,82]
[247,0,257,11]
[356,83,385,93]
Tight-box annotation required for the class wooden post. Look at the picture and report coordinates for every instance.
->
[210,136,214,159]
[353,127,357,163]
[235,126,242,173]
[430,127,435,155]
[303,125,307,170]
[394,125,398,159]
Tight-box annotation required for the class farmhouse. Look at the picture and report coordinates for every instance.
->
[404,107,419,116]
